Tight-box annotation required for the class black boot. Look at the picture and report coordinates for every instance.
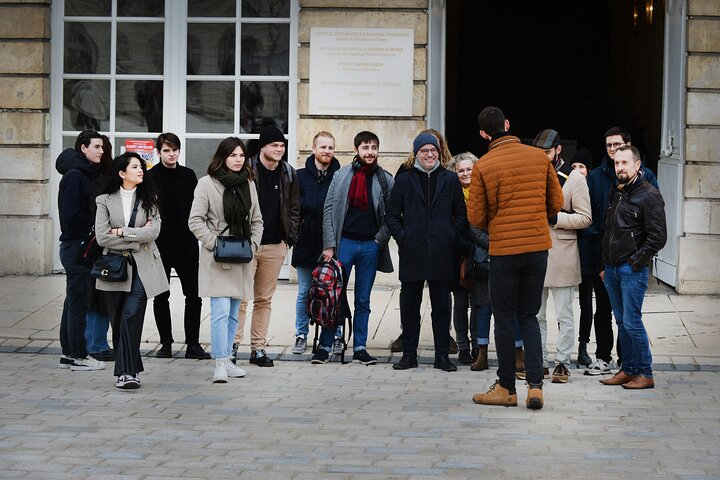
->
[393,353,418,370]
[577,342,592,367]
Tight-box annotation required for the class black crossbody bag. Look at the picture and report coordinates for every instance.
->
[91,197,139,282]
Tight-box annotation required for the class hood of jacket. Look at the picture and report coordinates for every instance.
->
[303,154,341,179]
[56,148,97,176]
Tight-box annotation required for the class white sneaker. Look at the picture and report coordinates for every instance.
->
[59,355,74,369]
[225,358,246,378]
[115,374,140,389]
[584,358,611,376]
[70,357,107,371]
[291,336,307,354]
[213,359,228,383]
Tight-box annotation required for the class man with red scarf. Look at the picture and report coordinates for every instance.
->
[312,131,394,365]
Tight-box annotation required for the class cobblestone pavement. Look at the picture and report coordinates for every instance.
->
[1,353,719,480]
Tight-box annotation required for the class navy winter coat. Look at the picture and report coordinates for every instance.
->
[386,166,468,282]
[291,154,341,268]
[56,148,100,241]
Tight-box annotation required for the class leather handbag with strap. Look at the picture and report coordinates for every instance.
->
[91,197,139,282]
[214,225,253,264]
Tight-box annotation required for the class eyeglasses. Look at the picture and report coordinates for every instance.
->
[418,147,438,155]
[606,142,625,150]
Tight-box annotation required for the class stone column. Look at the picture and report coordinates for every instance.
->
[0,0,53,274]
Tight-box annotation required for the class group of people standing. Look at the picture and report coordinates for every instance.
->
[56,109,666,403]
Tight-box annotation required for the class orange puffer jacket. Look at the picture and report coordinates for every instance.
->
[468,135,564,256]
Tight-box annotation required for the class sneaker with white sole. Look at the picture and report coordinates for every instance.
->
[115,374,140,389]
[291,337,307,355]
[70,357,107,371]
[213,359,228,383]
[225,359,246,378]
[551,363,570,383]
[332,338,344,355]
[584,358,611,376]
[59,355,74,369]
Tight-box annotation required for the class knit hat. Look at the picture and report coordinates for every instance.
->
[413,132,440,156]
[570,147,593,171]
[258,126,286,149]
[531,129,561,149]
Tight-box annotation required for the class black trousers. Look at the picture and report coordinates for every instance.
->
[490,251,547,390]
[59,239,92,359]
[400,280,451,358]
[578,273,615,362]
[105,267,148,376]
[152,242,201,346]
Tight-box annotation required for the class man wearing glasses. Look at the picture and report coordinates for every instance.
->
[583,127,658,377]
[386,132,468,372]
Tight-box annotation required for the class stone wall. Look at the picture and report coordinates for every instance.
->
[0,0,53,274]
[679,0,720,293]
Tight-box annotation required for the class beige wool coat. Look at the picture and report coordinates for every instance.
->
[94,192,170,299]
[544,168,592,288]
[188,175,263,300]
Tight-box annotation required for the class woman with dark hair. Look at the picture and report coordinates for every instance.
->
[188,137,263,383]
[95,152,169,389]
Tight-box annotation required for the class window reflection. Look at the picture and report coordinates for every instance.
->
[117,0,164,17]
[117,23,164,75]
[242,0,290,17]
[63,79,110,131]
[185,138,225,177]
[188,0,234,17]
[64,22,110,74]
[186,81,234,133]
[65,0,111,16]
[241,24,289,75]
[116,80,163,132]
[240,82,288,135]
[187,24,235,75]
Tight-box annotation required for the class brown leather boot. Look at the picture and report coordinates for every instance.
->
[472,381,517,407]
[514,346,526,379]
[599,370,636,385]
[622,375,655,389]
[526,385,544,410]
[471,345,488,371]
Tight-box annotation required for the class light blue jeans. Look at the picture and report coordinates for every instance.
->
[85,309,110,353]
[210,297,241,359]
[295,266,342,340]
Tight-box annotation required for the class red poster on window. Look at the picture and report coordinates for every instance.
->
[124,139,157,168]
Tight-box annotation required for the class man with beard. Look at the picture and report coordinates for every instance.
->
[291,131,342,354]
[312,131,394,365]
[599,145,666,390]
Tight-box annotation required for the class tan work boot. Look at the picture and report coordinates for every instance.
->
[472,381,517,407]
[599,370,636,385]
[471,345,488,371]
[514,346,526,379]
[526,385,544,410]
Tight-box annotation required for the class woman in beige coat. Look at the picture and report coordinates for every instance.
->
[95,152,169,390]
[189,137,263,383]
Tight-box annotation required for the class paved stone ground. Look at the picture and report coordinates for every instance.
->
[1,353,719,480]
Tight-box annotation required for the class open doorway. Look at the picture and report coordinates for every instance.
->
[445,0,664,172]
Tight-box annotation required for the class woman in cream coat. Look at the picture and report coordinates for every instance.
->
[95,152,169,390]
[189,137,263,383]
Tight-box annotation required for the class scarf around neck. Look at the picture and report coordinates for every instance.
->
[348,157,375,211]
[216,167,251,239]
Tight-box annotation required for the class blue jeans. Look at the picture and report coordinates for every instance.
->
[319,237,379,352]
[295,266,341,340]
[603,263,652,377]
[474,305,524,347]
[85,309,110,353]
[210,297,241,359]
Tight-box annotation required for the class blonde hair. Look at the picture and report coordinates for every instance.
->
[313,131,335,146]
[446,151,478,171]
[403,128,452,168]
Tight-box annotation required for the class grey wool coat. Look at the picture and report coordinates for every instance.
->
[94,192,170,299]
[188,175,263,300]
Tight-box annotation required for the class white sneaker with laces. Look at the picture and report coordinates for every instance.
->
[115,374,140,389]
[59,355,74,369]
[70,357,107,371]
[291,336,307,354]
[584,358,611,376]
[225,358,246,378]
[213,359,228,383]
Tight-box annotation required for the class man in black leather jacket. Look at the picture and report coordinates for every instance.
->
[599,145,666,390]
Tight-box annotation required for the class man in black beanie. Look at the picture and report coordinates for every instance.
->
[234,125,300,367]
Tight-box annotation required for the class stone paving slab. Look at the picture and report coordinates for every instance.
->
[0,353,719,479]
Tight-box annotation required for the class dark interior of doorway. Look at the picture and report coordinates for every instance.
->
[445,0,664,172]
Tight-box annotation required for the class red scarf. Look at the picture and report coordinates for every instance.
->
[348,163,374,211]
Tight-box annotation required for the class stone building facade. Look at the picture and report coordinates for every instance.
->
[0,0,718,294]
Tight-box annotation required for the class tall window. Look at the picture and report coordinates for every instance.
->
[55,0,295,176]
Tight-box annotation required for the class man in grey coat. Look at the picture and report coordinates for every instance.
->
[312,131,394,365]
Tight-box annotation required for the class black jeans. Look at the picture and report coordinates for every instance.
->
[577,273,615,362]
[152,242,202,346]
[490,251,547,391]
[105,267,148,377]
[59,239,92,359]
[400,280,451,358]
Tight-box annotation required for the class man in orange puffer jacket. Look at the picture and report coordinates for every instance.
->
[468,107,563,410]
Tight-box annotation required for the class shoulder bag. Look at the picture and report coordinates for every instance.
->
[214,225,253,264]
[90,197,139,282]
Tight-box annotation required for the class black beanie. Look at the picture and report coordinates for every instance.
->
[258,126,285,149]
[570,148,593,171]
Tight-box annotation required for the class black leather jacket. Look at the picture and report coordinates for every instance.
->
[601,172,667,271]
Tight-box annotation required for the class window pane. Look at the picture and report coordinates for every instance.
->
[117,0,164,17]
[187,24,236,75]
[117,23,164,74]
[241,24,289,75]
[65,0,111,16]
[242,0,290,17]
[185,138,226,177]
[63,79,110,131]
[188,0,234,17]
[116,80,164,132]
[187,81,234,133]
[240,82,288,134]
[64,22,110,74]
